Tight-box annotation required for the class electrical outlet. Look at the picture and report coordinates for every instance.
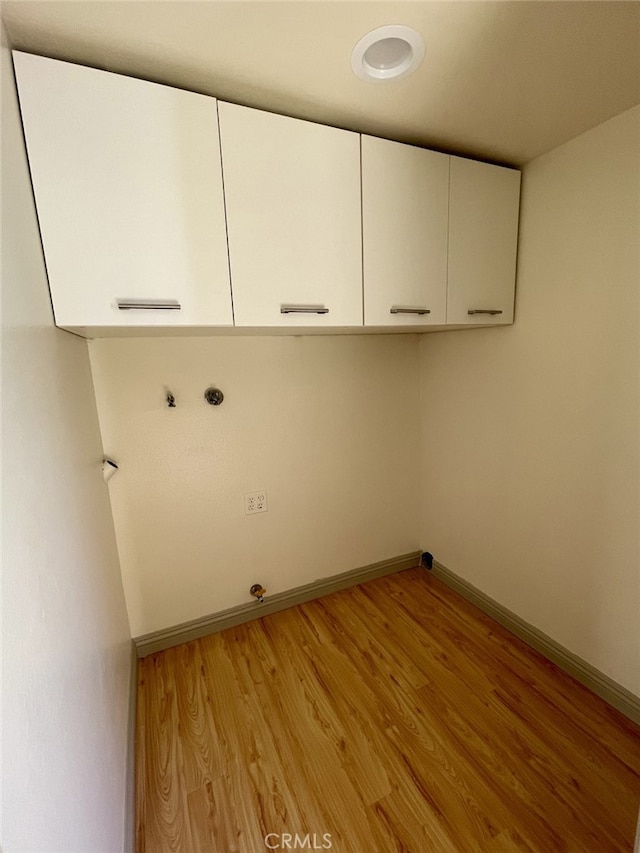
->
[245,490,268,515]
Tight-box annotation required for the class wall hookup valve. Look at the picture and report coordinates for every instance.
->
[250,584,267,603]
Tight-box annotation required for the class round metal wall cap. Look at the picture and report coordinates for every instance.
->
[351,25,425,82]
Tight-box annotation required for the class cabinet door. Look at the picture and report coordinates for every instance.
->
[218,102,362,327]
[362,136,449,326]
[13,52,232,328]
[447,157,520,325]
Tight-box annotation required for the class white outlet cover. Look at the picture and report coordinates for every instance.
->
[245,490,268,515]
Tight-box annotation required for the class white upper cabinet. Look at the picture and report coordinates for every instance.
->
[13,52,232,329]
[447,157,521,325]
[14,52,521,337]
[218,102,363,327]
[362,136,449,326]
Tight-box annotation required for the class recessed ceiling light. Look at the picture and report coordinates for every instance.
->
[351,25,425,83]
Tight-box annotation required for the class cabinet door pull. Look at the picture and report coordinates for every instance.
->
[280,305,329,315]
[390,307,431,315]
[467,309,503,316]
[117,299,181,310]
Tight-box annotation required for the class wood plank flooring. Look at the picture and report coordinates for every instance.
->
[136,568,640,852]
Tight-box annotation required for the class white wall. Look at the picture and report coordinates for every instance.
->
[89,335,421,637]
[418,105,640,696]
[1,33,132,852]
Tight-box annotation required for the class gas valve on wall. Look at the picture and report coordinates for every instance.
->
[250,584,266,603]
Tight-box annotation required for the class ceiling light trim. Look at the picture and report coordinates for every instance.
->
[351,25,425,83]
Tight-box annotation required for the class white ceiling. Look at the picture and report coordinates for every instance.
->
[3,1,640,165]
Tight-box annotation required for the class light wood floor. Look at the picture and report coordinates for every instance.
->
[136,569,640,852]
